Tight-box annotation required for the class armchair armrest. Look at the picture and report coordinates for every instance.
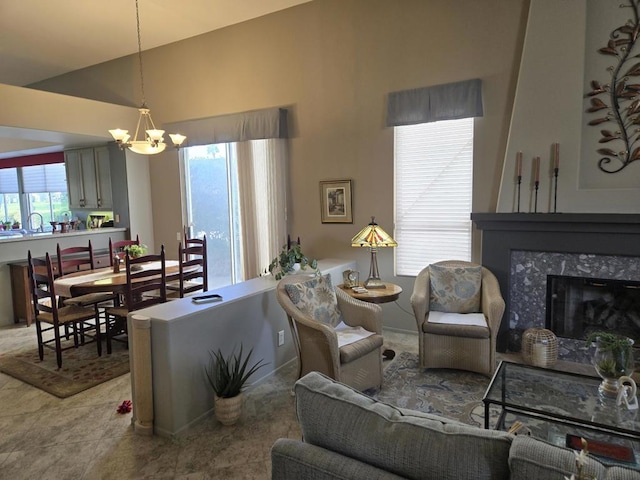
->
[410,265,431,329]
[335,288,382,334]
[480,268,505,334]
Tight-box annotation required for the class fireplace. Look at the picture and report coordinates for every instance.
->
[546,275,640,344]
[471,213,640,357]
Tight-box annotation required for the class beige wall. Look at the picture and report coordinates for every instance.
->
[31,0,528,330]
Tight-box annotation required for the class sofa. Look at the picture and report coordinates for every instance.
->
[271,372,640,480]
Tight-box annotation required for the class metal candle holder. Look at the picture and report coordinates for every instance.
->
[516,175,522,213]
[553,167,559,213]
[534,181,539,213]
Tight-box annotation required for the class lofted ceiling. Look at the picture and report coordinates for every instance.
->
[0,0,312,159]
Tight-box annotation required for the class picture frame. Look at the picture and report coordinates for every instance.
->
[320,179,353,223]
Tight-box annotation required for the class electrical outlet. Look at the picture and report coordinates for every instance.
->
[278,330,285,346]
[176,231,181,241]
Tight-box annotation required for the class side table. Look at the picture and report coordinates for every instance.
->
[339,282,403,359]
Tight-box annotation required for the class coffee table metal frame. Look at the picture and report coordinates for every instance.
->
[483,361,640,443]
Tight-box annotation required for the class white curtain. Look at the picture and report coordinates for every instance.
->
[236,138,288,279]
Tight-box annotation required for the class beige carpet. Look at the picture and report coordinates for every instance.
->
[0,338,129,398]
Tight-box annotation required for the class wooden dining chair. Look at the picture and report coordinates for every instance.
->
[57,241,117,309]
[104,245,166,354]
[109,234,140,266]
[167,236,208,298]
[28,250,102,368]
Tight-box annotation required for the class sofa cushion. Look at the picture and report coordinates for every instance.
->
[295,371,512,480]
[509,435,640,480]
[271,438,406,480]
[429,264,482,313]
[285,274,342,326]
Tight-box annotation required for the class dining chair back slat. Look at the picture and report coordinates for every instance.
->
[104,245,166,354]
[28,250,101,367]
[167,237,208,298]
[125,247,167,310]
[56,241,96,277]
[109,235,140,266]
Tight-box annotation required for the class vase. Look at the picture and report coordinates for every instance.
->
[214,393,243,425]
[592,336,635,397]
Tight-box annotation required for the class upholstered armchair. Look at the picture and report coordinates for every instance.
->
[276,273,384,391]
[410,260,505,376]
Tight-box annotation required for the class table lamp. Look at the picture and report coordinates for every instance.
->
[351,217,397,288]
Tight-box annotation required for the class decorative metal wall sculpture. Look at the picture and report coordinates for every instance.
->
[586,0,640,174]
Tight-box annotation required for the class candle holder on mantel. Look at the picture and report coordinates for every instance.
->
[522,328,558,368]
[553,167,559,213]
[533,180,540,213]
[516,175,522,213]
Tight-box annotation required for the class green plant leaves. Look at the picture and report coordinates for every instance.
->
[205,345,267,398]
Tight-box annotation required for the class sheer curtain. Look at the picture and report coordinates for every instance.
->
[236,139,287,279]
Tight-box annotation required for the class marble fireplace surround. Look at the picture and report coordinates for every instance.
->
[471,213,640,355]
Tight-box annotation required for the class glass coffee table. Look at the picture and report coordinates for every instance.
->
[483,361,640,466]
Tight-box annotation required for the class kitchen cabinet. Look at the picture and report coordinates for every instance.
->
[65,146,112,209]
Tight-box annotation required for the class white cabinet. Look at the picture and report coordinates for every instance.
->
[65,146,112,209]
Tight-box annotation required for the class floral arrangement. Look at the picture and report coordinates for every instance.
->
[123,244,148,258]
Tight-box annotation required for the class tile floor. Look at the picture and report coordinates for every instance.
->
[0,325,417,479]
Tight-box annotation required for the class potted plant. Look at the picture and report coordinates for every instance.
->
[586,331,635,396]
[268,239,319,281]
[123,244,148,258]
[205,344,267,425]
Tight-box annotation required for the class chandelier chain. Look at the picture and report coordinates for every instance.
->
[135,0,146,106]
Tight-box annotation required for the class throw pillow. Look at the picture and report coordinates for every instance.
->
[284,274,342,326]
[429,264,482,313]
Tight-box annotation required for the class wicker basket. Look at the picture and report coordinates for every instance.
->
[522,328,558,368]
[214,393,243,425]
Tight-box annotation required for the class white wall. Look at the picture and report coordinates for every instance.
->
[498,0,640,213]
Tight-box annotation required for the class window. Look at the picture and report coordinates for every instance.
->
[394,117,474,276]
[182,138,287,288]
[0,163,68,230]
[22,163,69,228]
[0,168,20,225]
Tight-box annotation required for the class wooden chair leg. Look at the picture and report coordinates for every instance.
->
[105,313,112,355]
[54,326,63,369]
[35,320,44,361]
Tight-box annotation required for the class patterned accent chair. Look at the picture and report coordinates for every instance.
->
[276,273,384,391]
[410,260,505,376]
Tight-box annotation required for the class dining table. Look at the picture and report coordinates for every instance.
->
[54,260,185,298]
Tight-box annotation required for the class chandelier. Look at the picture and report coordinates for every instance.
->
[109,0,186,155]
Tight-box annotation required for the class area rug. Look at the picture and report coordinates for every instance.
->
[0,340,129,398]
[370,352,497,428]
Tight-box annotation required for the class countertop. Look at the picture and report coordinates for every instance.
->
[0,227,127,244]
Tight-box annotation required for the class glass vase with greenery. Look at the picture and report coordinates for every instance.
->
[586,331,635,396]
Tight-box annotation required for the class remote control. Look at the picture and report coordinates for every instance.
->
[191,293,223,304]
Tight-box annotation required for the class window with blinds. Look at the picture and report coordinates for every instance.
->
[22,163,67,193]
[394,117,473,276]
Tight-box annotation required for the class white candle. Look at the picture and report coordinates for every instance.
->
[533,343,545,367]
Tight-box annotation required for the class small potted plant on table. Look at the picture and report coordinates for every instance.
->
[205,345,267,425]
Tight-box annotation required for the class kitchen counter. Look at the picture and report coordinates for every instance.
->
[0,227,126,244]
[0,227,127,327]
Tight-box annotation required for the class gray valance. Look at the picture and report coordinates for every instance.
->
[386,78,483,127]
[163,107,288,146]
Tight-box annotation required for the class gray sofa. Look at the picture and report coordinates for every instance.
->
[271,371,640,480]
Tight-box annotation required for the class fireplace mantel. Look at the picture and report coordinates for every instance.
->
[471,213,640,351]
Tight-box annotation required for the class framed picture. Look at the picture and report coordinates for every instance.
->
[320,179,353,223]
